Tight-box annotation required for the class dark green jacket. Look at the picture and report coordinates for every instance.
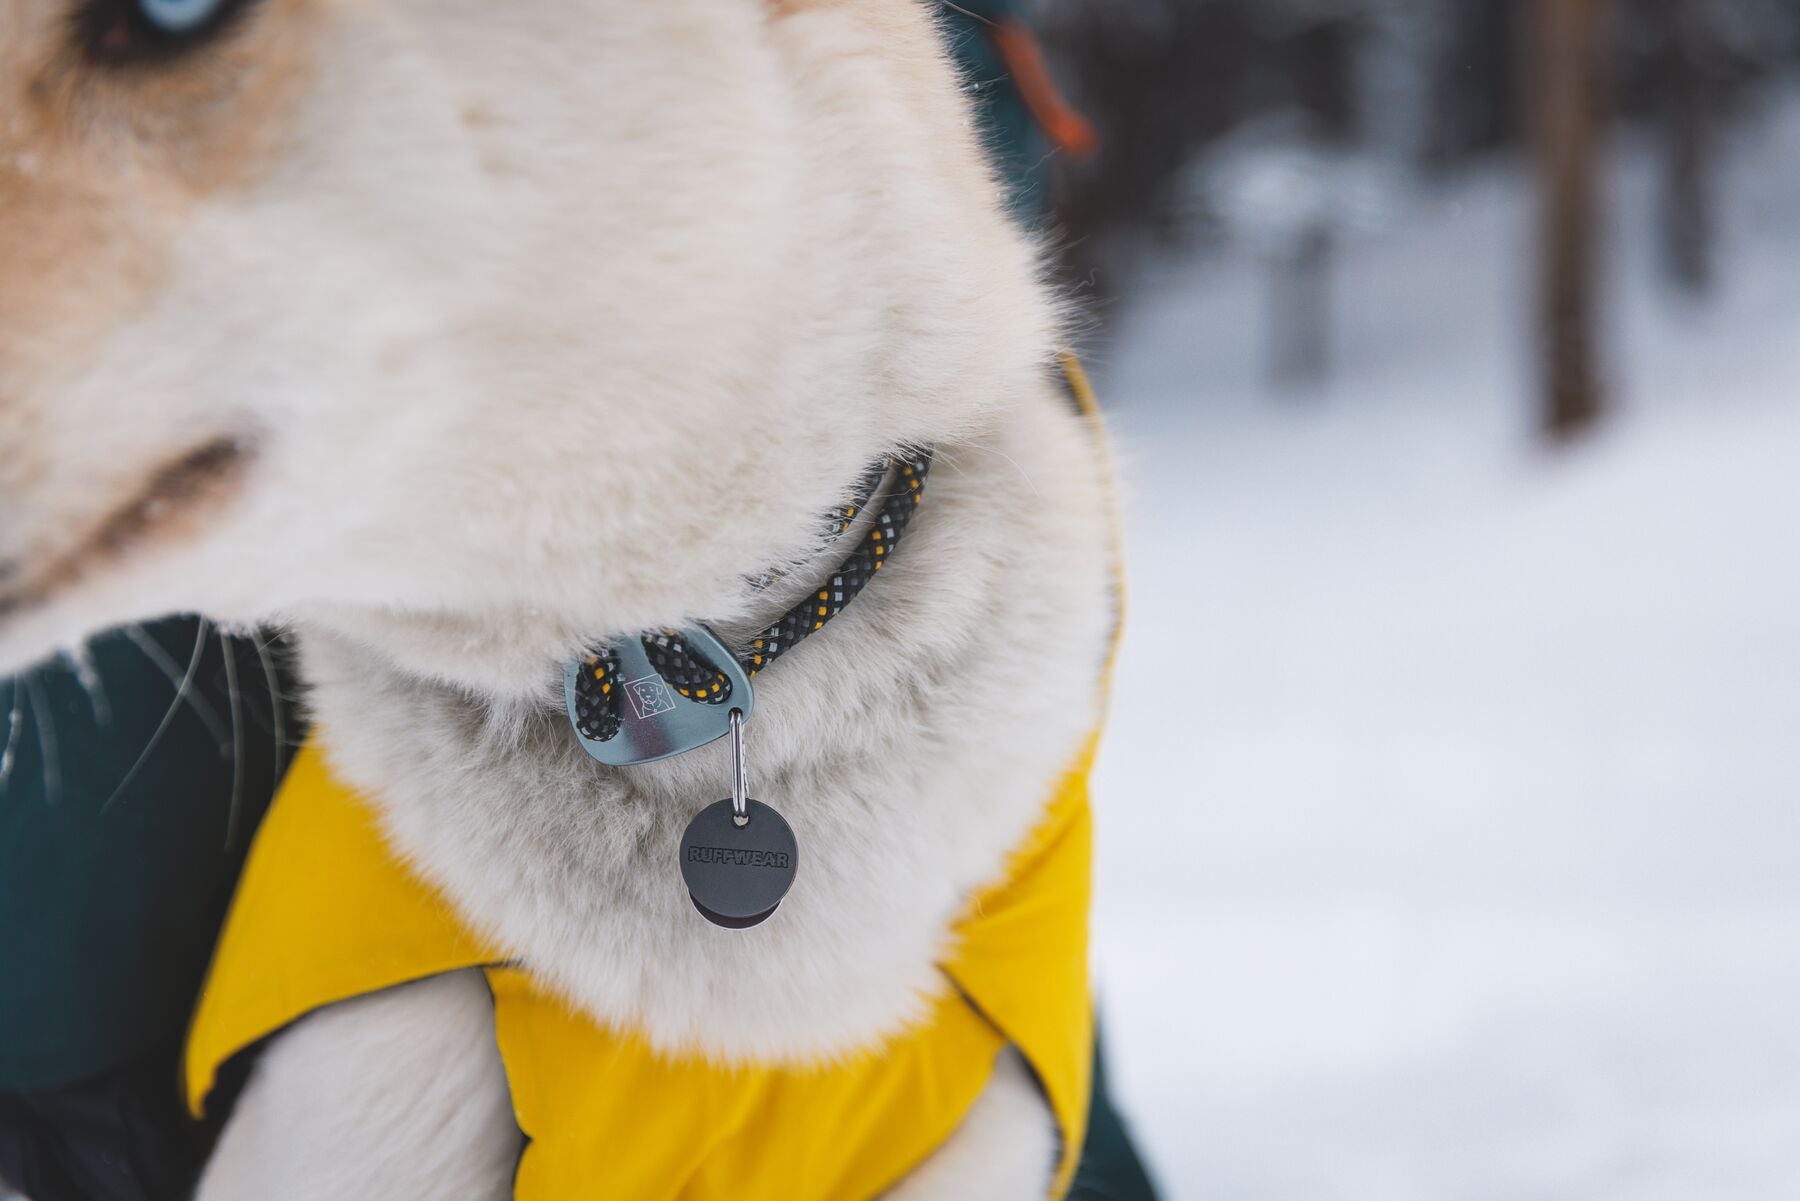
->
[0,623,289,1091]
[0,622,294,1200]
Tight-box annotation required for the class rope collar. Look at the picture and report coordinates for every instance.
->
[566,450,932,764]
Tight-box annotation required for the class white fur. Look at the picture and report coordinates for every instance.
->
[196,971,521,1201]
[0,1,1114,1195]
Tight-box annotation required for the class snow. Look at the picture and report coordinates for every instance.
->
[1089,95,1800,1199]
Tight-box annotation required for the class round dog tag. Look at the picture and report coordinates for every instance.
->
[678,799,798,929]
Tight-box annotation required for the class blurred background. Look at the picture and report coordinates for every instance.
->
[993,0,1800,1196]
[5,5,1799,1200]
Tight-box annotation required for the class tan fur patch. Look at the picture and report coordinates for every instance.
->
[0,0,317,367]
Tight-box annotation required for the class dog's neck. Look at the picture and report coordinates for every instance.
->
[286,385,1116,1061]
[291,450,916,732]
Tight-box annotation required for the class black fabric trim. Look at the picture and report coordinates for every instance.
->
[474,968,531,1197]
[0,1035,204,1201]
[930,973,1161,1201]
[938,972,1068,1192]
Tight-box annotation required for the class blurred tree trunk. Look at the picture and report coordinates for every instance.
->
[1527,0,1615,440]
[1658,0,1715,294]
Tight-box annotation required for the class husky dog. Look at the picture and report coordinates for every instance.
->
[0,1,1115,1197]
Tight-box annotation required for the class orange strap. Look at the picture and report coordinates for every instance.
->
[991,20,1099,159]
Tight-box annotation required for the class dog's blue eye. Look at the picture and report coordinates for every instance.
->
[138,0,224,33]
[76,0,254,64]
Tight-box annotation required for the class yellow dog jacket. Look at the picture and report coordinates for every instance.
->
[184,737,1098,1201]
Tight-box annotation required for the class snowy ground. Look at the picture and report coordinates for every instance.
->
[1089,98,1800,1199]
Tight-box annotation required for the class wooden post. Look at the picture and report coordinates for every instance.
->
[1527,0,1614,439]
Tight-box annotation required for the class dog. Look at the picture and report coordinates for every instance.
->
[0,1,1116,1197]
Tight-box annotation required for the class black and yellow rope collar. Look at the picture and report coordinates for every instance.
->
[567,450,931,753]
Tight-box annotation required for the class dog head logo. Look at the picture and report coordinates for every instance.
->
[625,676,678,721]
